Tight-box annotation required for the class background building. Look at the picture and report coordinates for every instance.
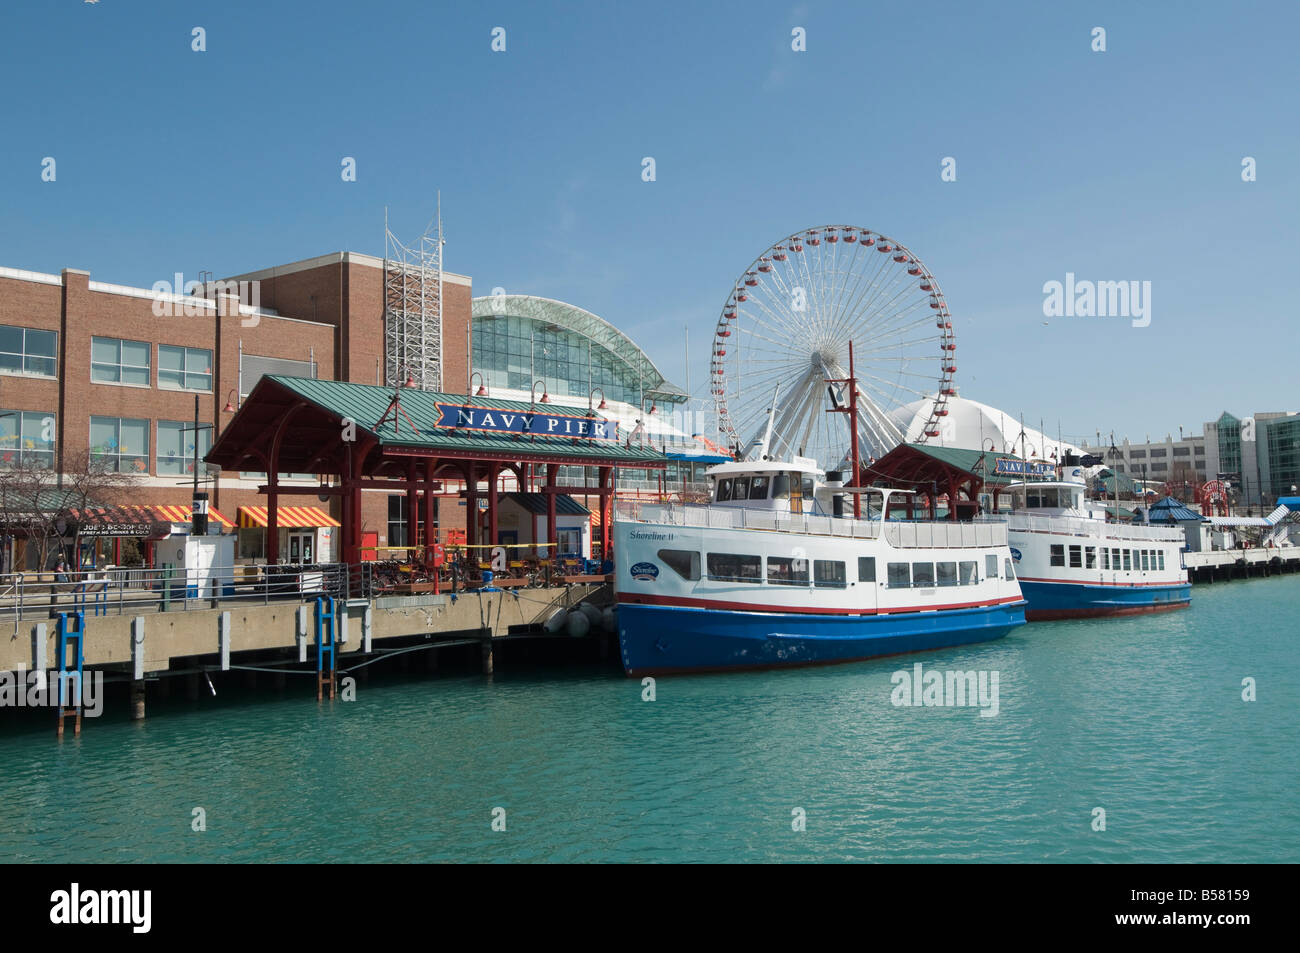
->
[1204,411,1300,508]
[0,252,473,568]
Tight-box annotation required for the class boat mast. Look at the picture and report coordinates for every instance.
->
[826,342,863,518]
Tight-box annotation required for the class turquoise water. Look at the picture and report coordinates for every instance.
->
[2,577,1298,863]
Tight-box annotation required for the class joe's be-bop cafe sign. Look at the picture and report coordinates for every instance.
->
[436,403,618,441]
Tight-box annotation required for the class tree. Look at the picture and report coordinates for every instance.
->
[0,449,137,572]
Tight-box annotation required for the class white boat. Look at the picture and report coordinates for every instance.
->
[985,463,1191,620]
[612,455,1027,675]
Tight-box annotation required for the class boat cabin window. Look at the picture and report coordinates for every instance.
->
[813,560,847,589]
[707,552,761,583]
[1122,551,1132,571]
[1158,551,1165,570]
[801,476,815,501]
[732,477,751,500]
[1111,547,1121,569]
[1005,558,1014,580]
[888,562,911,588]
[772,473,791,500]
[936,561,958,587]
[960,561,978,585]
[716,479,733,502]
[1069,545,1082,568]
[749,475,770,500]
[858,557,876,583]
[767,555,809,586]
[912,562,935,588]
[1085,547,1097,569]
[985,554,998,579]
[657,548,700,581]
[1050,544,1065,567]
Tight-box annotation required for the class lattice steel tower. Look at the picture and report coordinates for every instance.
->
[384,202,444,390]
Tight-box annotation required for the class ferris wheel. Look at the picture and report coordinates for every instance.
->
[708,225,956,470]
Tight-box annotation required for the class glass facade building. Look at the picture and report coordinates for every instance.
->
[470,295,687,409]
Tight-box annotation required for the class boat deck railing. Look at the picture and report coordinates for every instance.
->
[977,513,1187,544]
[615,501,1009,549]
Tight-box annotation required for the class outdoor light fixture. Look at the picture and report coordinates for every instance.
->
[223,389,238,413]
[470,372,488,397]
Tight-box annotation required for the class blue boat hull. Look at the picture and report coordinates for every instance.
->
[1019,580,1191,621]
[616,601,1027,675]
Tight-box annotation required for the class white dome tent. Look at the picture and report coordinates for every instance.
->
[886,392,1083,463]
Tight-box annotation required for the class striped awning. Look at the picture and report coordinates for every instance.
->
[237,505,341,529]
[73,504,234,533]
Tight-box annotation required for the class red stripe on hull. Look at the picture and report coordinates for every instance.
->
[617,591,1024,616]
[1026,601,1191,621]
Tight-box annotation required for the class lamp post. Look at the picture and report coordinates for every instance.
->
[531,379,550,406]
[470,372,488,398]
[588,387,607,413]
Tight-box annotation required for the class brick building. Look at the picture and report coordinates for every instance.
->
[0,253,473,568]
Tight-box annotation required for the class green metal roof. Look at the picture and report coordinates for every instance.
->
[888,443,1035,487]
[471,294,688,402]
[262,376,666,465]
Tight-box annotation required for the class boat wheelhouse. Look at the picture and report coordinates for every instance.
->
[613,456,1027,675]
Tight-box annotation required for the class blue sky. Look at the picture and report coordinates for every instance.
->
[2,0,1296,445]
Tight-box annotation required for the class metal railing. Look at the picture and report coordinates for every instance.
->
[0,562,348,622]
[614,500,1009,549]
[978,513,1186,544]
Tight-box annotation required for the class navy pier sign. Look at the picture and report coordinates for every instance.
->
[436,403,618,441]
[993,458,1056,477]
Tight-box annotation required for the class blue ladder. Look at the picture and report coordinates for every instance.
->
[56,611,85,737]
[314,596,336,701]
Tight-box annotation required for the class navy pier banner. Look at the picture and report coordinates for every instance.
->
[993,457,1056,477]
[436,403,619,441]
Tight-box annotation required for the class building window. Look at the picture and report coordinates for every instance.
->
[159,345,213,392]
[1195,445,1205,455]
[0,325,57,378]
[1173,447,1190,457]
[1130,449,1147,458]
[1150,449,1167,458]
[814,559,847,588]
[0,410,55,468]
[388,495,409,547]
[1150,463,1168,472]
[91,337,151,386]
[157,419,212,476]
[90,416,149,472]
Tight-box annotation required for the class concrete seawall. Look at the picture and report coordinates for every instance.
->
[1,584,606,677]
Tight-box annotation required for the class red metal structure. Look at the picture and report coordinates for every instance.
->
[1198,479,1231,517]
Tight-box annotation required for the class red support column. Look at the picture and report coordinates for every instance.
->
[546,463,559,558]
[267,473,279,565]
[406,461,419,557]
[487,463,500,549]
[423,460,436,556]
[464,463,479,549]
